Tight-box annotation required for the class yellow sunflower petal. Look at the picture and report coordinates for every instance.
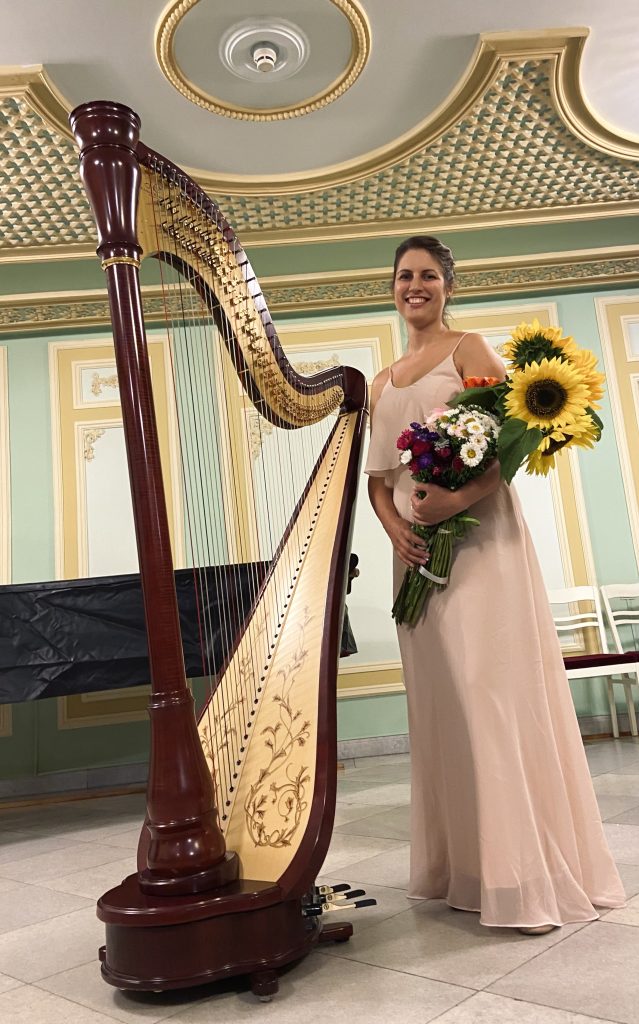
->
[505,358,591,430]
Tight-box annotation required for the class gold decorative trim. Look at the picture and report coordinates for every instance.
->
[101,256,141,270]
[595,295,639,570]
[155,0,371,122]
[82,426,105,461]
[189,29,639,194]
[2,247,638,333]
[2,30,639,256]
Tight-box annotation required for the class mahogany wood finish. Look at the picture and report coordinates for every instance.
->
[70,99,368,997]
[70,102,235,897]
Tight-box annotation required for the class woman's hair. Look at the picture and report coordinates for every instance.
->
[392,235,456,323]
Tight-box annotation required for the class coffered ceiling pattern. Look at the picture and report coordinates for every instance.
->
[0,30,638,265]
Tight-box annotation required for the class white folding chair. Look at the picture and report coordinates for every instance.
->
[547,585,639,738]
[600,583,639,738]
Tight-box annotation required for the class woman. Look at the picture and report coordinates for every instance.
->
[365,235,625,933]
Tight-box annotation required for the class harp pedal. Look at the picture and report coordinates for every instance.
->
[314,882,351,896]
[320,899,377,913]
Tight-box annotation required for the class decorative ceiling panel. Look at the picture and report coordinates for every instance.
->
[0,32,637,260]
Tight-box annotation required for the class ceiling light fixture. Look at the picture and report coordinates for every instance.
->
[251,44,279,73]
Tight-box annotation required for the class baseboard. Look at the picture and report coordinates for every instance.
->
[1,710,634,801]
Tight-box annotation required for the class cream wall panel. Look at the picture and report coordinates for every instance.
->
[451,303,597,611]
[596,296,639,571]
[278,315,404,691]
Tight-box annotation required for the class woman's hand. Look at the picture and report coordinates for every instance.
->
[411,484,463,526]
[386,517,430,568]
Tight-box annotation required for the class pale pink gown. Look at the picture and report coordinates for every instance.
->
[365,343,626,927]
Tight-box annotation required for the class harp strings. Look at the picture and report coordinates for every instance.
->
[144,162,339,818]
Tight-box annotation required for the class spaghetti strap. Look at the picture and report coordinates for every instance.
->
[451,331,469,353]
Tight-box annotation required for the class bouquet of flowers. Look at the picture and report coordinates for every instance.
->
[392,405,500,626]
[393,320,606,627]
[451,319,605,482]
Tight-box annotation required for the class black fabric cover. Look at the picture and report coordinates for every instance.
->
[0,564,268,704]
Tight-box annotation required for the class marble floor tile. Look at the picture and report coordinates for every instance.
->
[335,781,411,806]
[37,962,209,1024]
[489,921,639,1024]
[165,951,471,1024]
[325,898,585,990]
[332,802,396,828]
[604,891,639,927]
[616,861,639,898]
[0,841,131,883]
[605,804,639,826]
[334,842,410,890]
[593,773,639,797]
[319,834,407,876]
[596,794,639,820]
[38,856,137,901]
[0,830,81,865]
[0,972,22,995]
[602,823,639,865]
[0,906,104,983]
[433,990,617,1024]
[0,983,116,1024]
[0,881,92,934]
[334,804,410,841]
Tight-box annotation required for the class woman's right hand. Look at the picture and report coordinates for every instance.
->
[386,517,430,568]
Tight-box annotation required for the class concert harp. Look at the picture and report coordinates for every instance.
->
[69,101,368,999]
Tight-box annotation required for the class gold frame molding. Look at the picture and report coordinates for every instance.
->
[0,346,9,583]
[2,28,639,255]
[1,247,638,335]
[155,0,371,122]
[595,294,639,571]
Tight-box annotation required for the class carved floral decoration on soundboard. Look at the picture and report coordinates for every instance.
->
[244,610,313,848]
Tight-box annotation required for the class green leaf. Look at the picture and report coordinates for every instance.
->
[497,419,543,484]
[587,407,604,434]
[448,387,498,411]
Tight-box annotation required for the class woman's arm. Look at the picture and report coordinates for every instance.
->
[368,476,430,567]
[410,460,501,527]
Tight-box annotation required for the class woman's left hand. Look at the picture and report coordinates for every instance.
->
[411,483,462,526]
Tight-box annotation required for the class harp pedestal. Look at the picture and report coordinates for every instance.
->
[97,874,351,995]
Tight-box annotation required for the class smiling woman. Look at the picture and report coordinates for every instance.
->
[365,233,626,933]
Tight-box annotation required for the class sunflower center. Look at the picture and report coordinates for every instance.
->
[525,379,567,419]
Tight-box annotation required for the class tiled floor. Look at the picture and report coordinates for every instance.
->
[1,739,639,1023]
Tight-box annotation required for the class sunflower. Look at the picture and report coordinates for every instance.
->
[562,346,606,408]
[501,318,568,369]
[505,358,590,430]
[525,437,555,476]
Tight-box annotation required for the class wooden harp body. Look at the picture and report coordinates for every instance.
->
[70,101,368,997]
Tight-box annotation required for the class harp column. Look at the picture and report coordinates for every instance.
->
[70,101,238,896]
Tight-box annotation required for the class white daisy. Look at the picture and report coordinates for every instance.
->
[460,442,485,467]
[399,449,413,464]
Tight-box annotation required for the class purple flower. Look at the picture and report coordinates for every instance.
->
[416,452,434,470]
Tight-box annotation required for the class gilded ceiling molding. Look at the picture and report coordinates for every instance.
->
[192,28,639,194]
[1,31,639,255]
[1,247,637,331]
[155,0,371,122]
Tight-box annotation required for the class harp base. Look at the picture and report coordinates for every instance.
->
[97,873,348,995]
[138,850,239,896]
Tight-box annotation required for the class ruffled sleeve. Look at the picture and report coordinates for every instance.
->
[364,400,401,487]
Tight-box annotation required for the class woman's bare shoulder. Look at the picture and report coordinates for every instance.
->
[369,365,392,416]
[456,332,505,379]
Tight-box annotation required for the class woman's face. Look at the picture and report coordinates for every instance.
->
[393,248,449,329]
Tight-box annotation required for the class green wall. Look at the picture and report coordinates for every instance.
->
[0,282,638,787]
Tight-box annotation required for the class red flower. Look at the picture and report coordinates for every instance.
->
[411,438,432,456]
[409,460,420,474]
[452,456,464,473]
[396,429,413,451]
[436,446,452,460]
[431,465,442,477]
